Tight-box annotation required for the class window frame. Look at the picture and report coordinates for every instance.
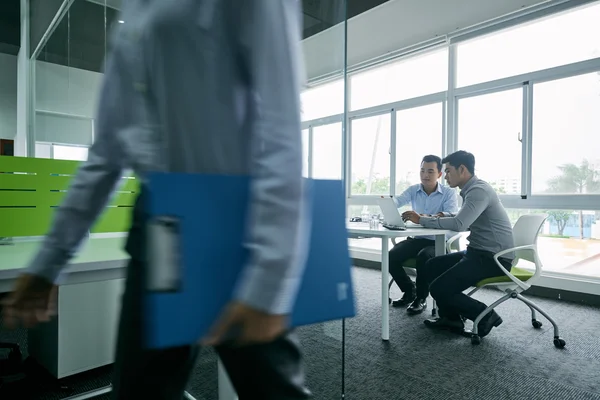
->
[305,1,600,292]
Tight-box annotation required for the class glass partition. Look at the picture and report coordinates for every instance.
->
[32,0,116,160]
[297,1,348,398]
[23,1,350,398]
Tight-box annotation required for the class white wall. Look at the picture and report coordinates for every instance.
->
[0,53,17,140]
[35,60,103,117]
[35,60,103,146]
[302,0,557,81]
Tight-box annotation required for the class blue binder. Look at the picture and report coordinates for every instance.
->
[143,173,355,349]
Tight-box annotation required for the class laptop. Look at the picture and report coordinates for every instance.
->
[377,197,422,230]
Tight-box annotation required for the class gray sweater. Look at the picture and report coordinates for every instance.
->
[25,0,308,315]
[420,176,515,258]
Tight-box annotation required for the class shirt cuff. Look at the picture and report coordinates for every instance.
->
[25,246,71,285]
[419,216,436,228]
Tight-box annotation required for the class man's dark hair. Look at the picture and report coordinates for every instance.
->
[442,151,475,175]
[421,155,442,172]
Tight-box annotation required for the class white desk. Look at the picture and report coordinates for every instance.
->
[0,237,128,379]
[347,223,452,341]
[0,237,223,400]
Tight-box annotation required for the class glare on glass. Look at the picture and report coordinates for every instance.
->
[35,143,52,159]
[53,145,89,161]
[457,3,600,87]
[312,123,342,180]
[301,81,345,122]
[350,114,391,195]
[395,103,443,192]
[302,129,309,178]
[531,73,600,195]
[457,89,523,195]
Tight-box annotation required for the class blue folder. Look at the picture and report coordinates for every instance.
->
[143,173,355,349]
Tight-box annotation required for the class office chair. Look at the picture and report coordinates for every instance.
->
[388,232,464,316]
[468,213,566,348]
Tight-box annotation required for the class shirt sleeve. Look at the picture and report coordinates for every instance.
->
[442,189,459,214]
[232,0,308,315]
[420,187,490,232]
[25,48,128,284]
[393,187,413,208]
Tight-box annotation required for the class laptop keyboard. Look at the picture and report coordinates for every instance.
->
[382,223,406,231]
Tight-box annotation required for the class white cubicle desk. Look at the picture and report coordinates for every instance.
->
[0,237,128,379]
[346,223,452,341]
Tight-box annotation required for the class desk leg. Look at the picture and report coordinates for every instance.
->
[434,235,446,257]
[381,237,390,341]
[432,235,446,317]
[218,358,238,400]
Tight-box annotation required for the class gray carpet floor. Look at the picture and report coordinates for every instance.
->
[2,266,600,399]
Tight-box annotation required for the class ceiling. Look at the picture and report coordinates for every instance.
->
[0,0,20,56]
[0,0,390,72]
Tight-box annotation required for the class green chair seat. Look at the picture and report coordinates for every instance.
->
[476,266,534,287]
[402,258,417,268]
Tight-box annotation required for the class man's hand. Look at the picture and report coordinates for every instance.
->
[401,210,421,224]
[2,274,57,329]
[201,302,288,347]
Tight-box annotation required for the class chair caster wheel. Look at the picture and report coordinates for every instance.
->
[532,320,543,329]
[553,337,566,348]
[471,335,481,345]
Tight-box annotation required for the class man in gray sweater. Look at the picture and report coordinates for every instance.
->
[3,1,311,399]
[402,150,515,338]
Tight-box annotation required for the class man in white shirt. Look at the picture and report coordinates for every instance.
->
[388,155,458,314]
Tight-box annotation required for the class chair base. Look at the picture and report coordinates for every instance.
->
[468,288,566,348]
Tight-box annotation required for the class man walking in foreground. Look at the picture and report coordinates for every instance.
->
[3,1,311,399]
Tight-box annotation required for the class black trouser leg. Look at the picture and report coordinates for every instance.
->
[427,248,509,321]
[388,238,434,294]
[111,257,201,400]
[422,252,466,320]
[217,332,312,399]
[111,189,311,399]
[414,245,436,299]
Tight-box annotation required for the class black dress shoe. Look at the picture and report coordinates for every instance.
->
[477,310,503,337]
[392,292,415,307]
[406,298,427,315]
[424,317,464,332]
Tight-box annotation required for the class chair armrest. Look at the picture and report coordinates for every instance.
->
[493,244,539,290]
[446,232,463,253]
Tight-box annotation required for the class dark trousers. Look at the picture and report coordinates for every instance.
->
[111,190,311,400]
[388,238,436,299]
[423,247,512,321]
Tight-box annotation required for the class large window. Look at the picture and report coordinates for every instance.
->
[34,143,89,161]
[301,80,344,121]
[302,129,309,178]
[531,73,600,195]
[457,3,600,87]
[53,144,89,161]
[457,89,523,195]
[507,209,600,280]
[350,48,448,110]
[312,123,343,180]
[350,114,391,195]
[395,103,444,190]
